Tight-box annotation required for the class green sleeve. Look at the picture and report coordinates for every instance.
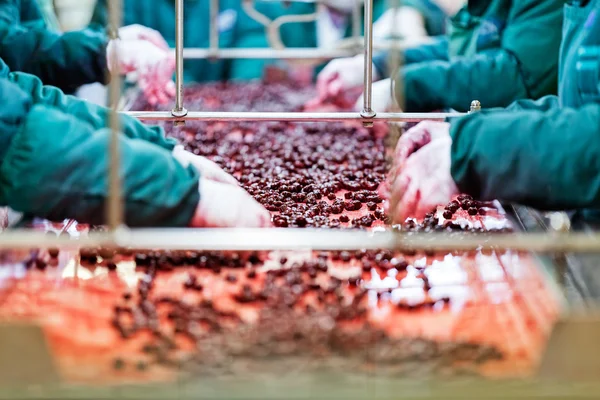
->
[0,105,200,227]
[501,0,564,101]
[372,37,448,79]
[450,103,600,210]
[399,49,529,112]
[397,0,563,112]
[0,77,31,160]
[7,71,177,150]
[0,0,108,92]
[503,95,560,112]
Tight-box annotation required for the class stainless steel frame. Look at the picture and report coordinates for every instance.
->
[125,110,463,122]
[1,0,599,257]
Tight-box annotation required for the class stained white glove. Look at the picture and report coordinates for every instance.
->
[118,24,170,51]
[316,55,380,99]
[106,39,176,105]
[354,78,394,112]
[190,179,272,228]
[386,122,459,222]
[172,146,239,186]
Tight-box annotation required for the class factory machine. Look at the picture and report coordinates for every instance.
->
[1,0,600,398]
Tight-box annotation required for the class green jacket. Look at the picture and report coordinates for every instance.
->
[90,0,392,82]
[374,0,565,112]
[0,0,109,93]
[0,59,200,226]
[449,0,600,210]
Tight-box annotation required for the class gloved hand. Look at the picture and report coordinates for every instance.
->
[316,55,380,100]
[373,7,428,40]
[354,78,394,112]
[392,121,451,169]
[118,24,170,51]
[190,178,272,228]
[386,121,459,222]
[172,146,239,186]
[106,39,176,106]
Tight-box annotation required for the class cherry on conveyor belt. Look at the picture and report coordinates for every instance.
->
[0,82,560,384]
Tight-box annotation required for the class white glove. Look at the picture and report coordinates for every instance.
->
[316,55,380,99]
[354,78,394,112]
[373,7,428,40]
[172,146,239,186]
[387,122,458,222]
[118,24,170,51]
[106,39,176,105]
[190,179,272,228]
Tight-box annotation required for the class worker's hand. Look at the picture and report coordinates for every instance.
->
[354,78,394,112]
[190,179,272,228]
[393,121,451,169]
[172,146,239,186]
[118,24,170,51]
[387,121,459,222]
[106,39,176,105]
[316,55,379,100]
[373,7,427,40]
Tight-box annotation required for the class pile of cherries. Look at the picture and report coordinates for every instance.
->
[146,83,390,229]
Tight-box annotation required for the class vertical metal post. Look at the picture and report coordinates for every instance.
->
[209,0,219,59]
[386,0,402,226]
[107,0,123,230]
[388,0,403,112]
[171,0,187,119]
[352,0,361,42]
[361,0,376,125]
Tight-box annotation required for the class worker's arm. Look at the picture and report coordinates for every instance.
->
[7,70,176,150]
[0,0,108,92]
[450,103,600,210]
[396,0,564,112]
[372,37,448,78]
[0,104,200,227]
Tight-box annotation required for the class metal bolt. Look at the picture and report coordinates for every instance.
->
[360,109,376,128]
[469,100,481,113]
[171,107,188,127]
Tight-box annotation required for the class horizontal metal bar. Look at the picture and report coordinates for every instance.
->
[180,41,432,59]
[2,228,600,253]
[182,47,356,59]
[124,111,460,122]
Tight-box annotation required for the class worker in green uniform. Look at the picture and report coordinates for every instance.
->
[387,0,600,221]
[89,0,448,83]
[0,57,270,228]
[0,0,176,103]
[315,0,565,113]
